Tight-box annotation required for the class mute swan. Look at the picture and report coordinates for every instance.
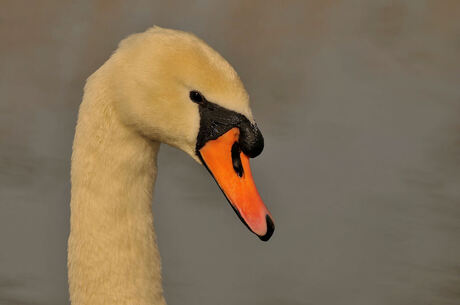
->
[69,26,274,305]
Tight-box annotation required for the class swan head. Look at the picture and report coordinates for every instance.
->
[109,26,274,241]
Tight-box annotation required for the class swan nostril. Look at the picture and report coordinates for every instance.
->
[231,142,244,177]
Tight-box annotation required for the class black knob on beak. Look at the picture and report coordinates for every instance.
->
[239,121,264,158]
[195,99,265,158]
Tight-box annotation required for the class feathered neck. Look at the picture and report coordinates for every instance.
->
[68,68,166,305]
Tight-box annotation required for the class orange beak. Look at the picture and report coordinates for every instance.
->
[198,128,274,241]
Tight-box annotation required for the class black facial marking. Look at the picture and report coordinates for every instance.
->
[195,98,264,158]
[231,142,244,177]
[238,120,264,158]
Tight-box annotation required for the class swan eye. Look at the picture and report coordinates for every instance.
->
[189,90,205,104]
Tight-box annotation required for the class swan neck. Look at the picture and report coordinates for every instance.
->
[68,74,166,305]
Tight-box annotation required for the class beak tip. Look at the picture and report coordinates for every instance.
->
[258,215,275,242]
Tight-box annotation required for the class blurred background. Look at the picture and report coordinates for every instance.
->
[1,1,460,304]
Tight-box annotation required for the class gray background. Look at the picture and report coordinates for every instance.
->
[1,1,460,304]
